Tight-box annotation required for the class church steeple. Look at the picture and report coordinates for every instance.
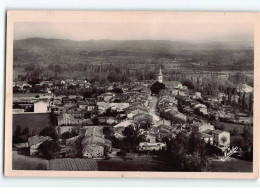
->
[158,67,163,83]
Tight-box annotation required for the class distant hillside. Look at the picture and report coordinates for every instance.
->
[13,37,254,81]
[14,38,254,54]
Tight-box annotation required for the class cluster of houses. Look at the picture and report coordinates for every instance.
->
[13,69,253,159]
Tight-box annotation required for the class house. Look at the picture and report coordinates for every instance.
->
[86,102,96,111]
[171,89,186,96]
[171,112,187,123]
[113,120,133,137]
[97,92,115,102]
[81,127,112,158]
[212,130,230,147]
[34,101,50,113]
[200,133,213,144]
[196,106,208,115]
[125,106,149,119]
[194,103,207,109]
[65,135,83,146]
[58,126,77,135]
[78,102,88,109]
[164,81,183,89]
[156,119,171,127]
[236,83,253,93]
[97,101,110,114]
[152,125,175,140]
[113,120,133,134]
[192,92,202,100]
[110,103,130,112]
[106,117,118,125]
[193,123,214,133]
[28,136,52,155]
[142,131,156,143]
[139,142,166,151]
[57,113,78,126]
[133,113,153,126]
[13,81,32,89]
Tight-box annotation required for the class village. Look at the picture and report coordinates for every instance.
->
[12,66,253,172]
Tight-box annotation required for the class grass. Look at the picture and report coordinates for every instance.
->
[12,151,48,170]
[13,113,51,135]
[13,150,252,172]
[97,153,176,171]
[211,157,253,172]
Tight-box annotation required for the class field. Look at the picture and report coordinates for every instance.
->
[214,121,252,134]
[97,153,177,171]
[12,151,48,170]
[49,158,98,171]
[211,157,253,172]
[13,113,51,135]
[13,150,252,172]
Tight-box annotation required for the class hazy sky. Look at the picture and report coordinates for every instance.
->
[14,22,254,41]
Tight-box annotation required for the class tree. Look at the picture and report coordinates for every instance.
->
[242,126,253,150]
[107,72,122,83]
[38,140,60,159]
[111,87,123,94]
[249,92,253,113]
[182,80,194,90]
[196,77,200,90]
[122,125,144,152]
[150,81,165,95]
[242,92,246,108]
[49,110,57,126]
[228,88,232,104]
[103,126,113,140]
[166,130,211,172]
[134,115,153,130]
[13,126,31,144]
[83,87,94,98]
[61,130,78,140]
[92,115,99,125]
[148,71,156,80]
[13,125,23,144]
[39,127,58,141]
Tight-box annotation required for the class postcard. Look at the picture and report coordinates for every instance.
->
[5,11,259,178]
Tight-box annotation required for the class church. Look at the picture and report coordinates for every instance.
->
[158,67,163,83]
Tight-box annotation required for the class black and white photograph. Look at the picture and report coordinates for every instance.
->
[4,11,259,178]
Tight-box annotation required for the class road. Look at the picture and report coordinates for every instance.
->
[149,95,160,122]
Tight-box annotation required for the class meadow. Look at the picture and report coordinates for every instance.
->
[13,113,51,135]
[12,151,48,170]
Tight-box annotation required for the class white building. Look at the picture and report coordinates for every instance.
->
[34,101,49,113]
[212,130,230,147]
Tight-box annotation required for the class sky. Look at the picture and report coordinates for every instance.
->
[14,22,254,42]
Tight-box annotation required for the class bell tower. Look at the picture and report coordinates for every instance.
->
[158,67,163,83]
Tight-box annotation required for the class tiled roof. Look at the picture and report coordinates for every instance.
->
[28,136,52,146]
